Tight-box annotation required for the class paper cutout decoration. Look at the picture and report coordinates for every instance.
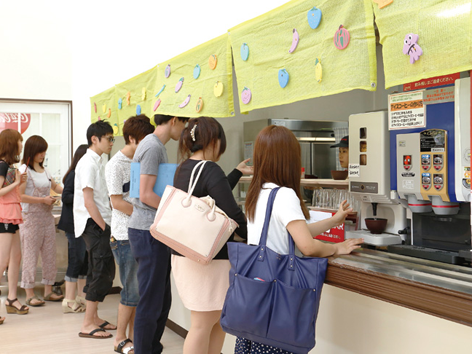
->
[154,99,161,111]
[240,43,249,61]
[373,0,393,9]
[118,98,123,110]
[403,33,423,64]
[179,95,191,108]
[155,85,165,97]
[107,108,111,118]
[241,87,252,104]
[334,25,350,50]
[142,88,146,100]
[126,92,131,105]
[278,69,289,88]
[136,104,141,115]
[214,81,224,97]
[165,64,171,78]
[289,29,299,53]
[209,55,217,70]
[196,97,203,113]
[193,64,201,79]
[315,58,322,83]
[102,104,107,113]
[94,102,97,113]
[307,7,322,29]
[175,78,184,93]
[113,123,118,135]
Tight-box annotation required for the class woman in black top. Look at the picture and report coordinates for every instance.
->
[172,117,251,354]
[57,144,88,313]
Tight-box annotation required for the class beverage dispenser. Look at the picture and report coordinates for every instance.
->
[345,111,407,246]
[388,78,471,265]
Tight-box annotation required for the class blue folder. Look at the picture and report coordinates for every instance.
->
[130,162,178,199]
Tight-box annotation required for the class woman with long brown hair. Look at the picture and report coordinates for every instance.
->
[172,117,251,354]
[236,125,363,354]
[19,135,64,307]
[0,129,29,324]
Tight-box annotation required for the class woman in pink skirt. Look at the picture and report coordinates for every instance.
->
[0,129,29,324]
[172,117,251,354]
[19,135,64,306]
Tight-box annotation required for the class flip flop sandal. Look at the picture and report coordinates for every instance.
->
[78,328,113,339]
[99,321,117,330]
[44,292,64,301]
[114,338,134,354]
[26,295,45,307]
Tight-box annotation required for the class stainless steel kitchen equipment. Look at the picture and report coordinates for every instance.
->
[243,119,348,178]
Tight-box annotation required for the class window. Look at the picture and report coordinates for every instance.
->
[0,100,72,185]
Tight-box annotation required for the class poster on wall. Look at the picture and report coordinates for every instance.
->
[0,113,31,133]
[388,91,426,130]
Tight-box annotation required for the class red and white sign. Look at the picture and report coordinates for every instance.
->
[309,210,345,243]
[0,113,31,133]
[403,73,460,92]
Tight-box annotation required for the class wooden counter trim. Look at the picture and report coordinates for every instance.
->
[325,260,472,327]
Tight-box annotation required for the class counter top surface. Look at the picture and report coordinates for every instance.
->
[331,248,472,295]
[326,248,472,326]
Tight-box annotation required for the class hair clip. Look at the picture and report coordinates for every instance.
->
[190,124,197,142]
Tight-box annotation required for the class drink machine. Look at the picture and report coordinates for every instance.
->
[345,111,407,246]
[389,78,471,265]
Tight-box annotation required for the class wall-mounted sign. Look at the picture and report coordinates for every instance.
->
[403,73,460,92]
[388,91,425,130]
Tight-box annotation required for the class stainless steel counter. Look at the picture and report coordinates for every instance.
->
[331,248,472,295]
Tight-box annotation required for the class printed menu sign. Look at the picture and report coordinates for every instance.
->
[388,91,426,130]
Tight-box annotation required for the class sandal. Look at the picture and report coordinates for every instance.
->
[62,299,85,313]
[0,316,5,324]
[44,292,64,302]
[114,338,134,354]
[99,320,117,330]
[26,295,45,307]
[78,328,113,339]
[5,298,29,314]
[75,295,87,308]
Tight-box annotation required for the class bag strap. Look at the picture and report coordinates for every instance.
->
[187,160,207,196]
[258,187,296,268]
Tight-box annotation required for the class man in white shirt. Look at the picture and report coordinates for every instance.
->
[105,115,154,353]
[74,120,116,339]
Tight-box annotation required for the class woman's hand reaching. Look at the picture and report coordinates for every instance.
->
[332,200,352,226]
[333,238,364,256]
[236,158,253,176]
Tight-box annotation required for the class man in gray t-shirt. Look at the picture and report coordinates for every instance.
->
[128,133,168,230]
[128,114,188,354]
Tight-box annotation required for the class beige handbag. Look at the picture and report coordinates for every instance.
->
[150,160,239,264]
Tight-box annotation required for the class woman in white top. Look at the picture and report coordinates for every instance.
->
[19,135,64,307]
[236,125,363,354]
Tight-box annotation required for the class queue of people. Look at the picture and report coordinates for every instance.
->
[0,113,363,354]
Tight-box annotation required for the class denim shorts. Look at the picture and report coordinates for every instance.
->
[110,238,140,307]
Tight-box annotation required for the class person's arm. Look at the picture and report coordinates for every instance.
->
[227,159,253,190]
[110,195,133,216]
[0,169,24,197]
[50,176,63,194]
[19,175,55,205]
[206,165,247,240]
[139,174,161,209]
[61,173,74,205]
[286,200,363,257]
[83,187,106,230]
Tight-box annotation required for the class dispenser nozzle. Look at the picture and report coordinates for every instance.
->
[372,202,378,217]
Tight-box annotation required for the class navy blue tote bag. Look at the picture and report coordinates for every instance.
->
[220,188,328,354]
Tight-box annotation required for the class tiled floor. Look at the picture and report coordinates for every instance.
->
[0,285,184,354]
